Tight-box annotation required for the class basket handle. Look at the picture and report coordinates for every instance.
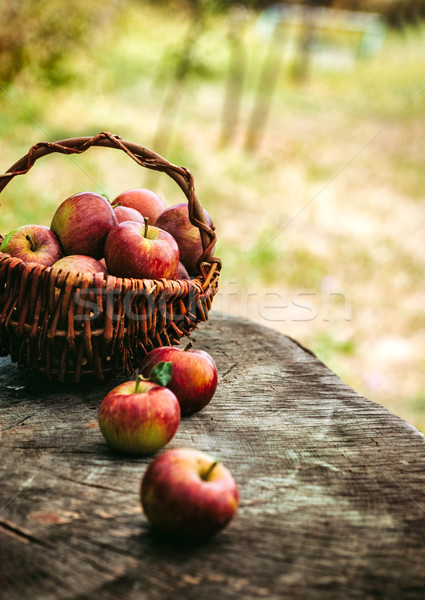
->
[0,131,218,267]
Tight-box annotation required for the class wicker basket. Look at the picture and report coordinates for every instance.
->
[0,132,220,382]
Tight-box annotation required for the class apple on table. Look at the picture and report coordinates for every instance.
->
[140,343,217,415]
[0,224,62,267]
[98,362,180,455]
[140,448,239,539]
[104,218,179,280]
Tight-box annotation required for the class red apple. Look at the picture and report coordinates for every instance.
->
[114,188,166,225]
[173,261,190,280]
[104,219,179,280]
[98,376,180,455]
[113,204,145,224]
[0,224,62,267]
[155,203,214,275]
[52,255,108,276]
[140,344,217,415]
[140,448,239,538]
[51,192,118,259]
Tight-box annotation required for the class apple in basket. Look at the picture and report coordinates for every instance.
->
[104,218,179,280]
[0,224,62,267]
[140,343,218,416]
[140,448,239,539]
[155,203,214,275]
[114,188,166,225]
[52,255,108,276]
[173,261,190,281]
[113,204,145,225]
[51,192,118,259]
[98,362,180,455]
[51,255,108,289]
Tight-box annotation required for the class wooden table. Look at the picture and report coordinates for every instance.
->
[1,314,425,599]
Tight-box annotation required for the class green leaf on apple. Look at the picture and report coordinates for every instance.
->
[147,361,173,387]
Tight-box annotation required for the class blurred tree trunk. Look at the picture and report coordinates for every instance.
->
[291,6,317,82]
[219,6,248,147]
[149,0,207,160]
[244,22,284,152]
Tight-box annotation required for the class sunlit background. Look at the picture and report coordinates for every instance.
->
[0,0,424,430]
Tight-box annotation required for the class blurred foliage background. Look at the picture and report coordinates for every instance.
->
[0,0,424,430]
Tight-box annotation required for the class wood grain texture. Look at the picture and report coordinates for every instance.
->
[1,313,424,600]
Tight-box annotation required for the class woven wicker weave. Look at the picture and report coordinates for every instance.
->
[0,132,220,381]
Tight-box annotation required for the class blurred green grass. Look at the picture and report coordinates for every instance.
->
[0,3,424,431]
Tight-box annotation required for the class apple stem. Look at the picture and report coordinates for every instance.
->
[111,201,121,209]
[202,461,218,481]
[184,341,193,352]
[144,216,149,238]
[25,234,35,252]
[135,376,143,393]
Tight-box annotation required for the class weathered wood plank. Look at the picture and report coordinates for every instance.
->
[1,313,425,599]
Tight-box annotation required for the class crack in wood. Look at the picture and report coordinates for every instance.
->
[2,414,35,432]
[51,472,137,495]
[221,363,238,379]
[0,519,52,548]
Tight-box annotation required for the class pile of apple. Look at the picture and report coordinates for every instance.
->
[1,186,236,539]
[0,187,213,280]
[98,343,239,540]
